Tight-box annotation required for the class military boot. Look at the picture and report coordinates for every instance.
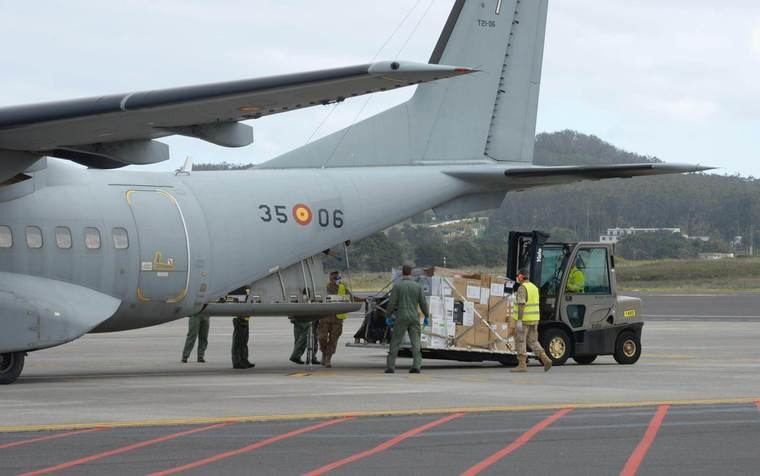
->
[539,352,553,372]
[511,355,527,373]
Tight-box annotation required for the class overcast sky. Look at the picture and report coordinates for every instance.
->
[1,1,758,176]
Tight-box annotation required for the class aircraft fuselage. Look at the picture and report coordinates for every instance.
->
[0,159,476,344]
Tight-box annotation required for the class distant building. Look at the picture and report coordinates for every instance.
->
[599,227,681,244]
[698,252,735,260]
[428,217,487,241]
[686,235,711,242]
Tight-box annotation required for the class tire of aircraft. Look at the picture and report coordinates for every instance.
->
[573,354,597,365]
[613,331,641,365]
[0,352,25,385]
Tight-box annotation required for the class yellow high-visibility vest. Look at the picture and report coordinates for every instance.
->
[567,267,585,293]
[336,283,349,320]
[513,281,540,322]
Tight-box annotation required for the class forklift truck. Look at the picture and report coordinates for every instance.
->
[507,231,643,366]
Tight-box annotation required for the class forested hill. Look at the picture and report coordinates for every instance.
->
[493,131,757,245]
[534,130,659,166]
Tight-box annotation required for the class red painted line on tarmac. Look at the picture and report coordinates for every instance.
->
[0,427,104,450]
[305,412,466,476]
[18,422,231,476]
[148,417,353,476]
[461,408,573,476]
[619,404,670,476]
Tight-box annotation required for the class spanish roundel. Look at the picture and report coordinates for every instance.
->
[292,204,313,225]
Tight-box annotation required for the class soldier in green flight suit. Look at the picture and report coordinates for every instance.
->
[385,265,430,374]
[231,316,254,369]
[181,314,210,363]
[289,318,320,365]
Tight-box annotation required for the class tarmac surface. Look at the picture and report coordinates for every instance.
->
[1,292,759,475]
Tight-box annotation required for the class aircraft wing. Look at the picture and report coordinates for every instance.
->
[0,61,472,173]
[446,163,714,190]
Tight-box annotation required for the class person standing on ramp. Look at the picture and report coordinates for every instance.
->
[231,316,254,369]
[181,313,209,363]
[384,265,430,374]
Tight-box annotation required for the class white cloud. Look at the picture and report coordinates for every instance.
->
[752,25,760,55]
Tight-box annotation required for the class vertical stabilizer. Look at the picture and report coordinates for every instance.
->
[421,0,549,163]
[260,0,549,169]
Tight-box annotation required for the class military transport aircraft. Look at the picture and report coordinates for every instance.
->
[0,0,708,384]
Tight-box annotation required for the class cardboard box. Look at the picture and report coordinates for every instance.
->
[474,304,490,322]
[418,268,522,352]
[430,336,447,349]
[475,322,495,348]
[423,267,481,279]
[429,296,444,320]
[454,324,477,348]
[446,319,456,338]
[488,299,511,323]
[444,297,455,321]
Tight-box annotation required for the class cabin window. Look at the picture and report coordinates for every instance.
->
[84,227,101,250]
[55,227,72,249]
[112,227,129,249]
[26,226,43,249]
[0,226,12,248]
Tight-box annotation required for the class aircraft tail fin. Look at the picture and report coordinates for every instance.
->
[260,0,549,169]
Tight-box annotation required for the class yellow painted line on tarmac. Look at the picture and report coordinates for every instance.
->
[2,397,758,434]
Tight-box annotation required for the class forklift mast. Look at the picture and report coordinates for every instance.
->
[506,231,551,288]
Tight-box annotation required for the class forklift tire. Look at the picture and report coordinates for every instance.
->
[542,328,570,366]
[614,331,641,365]
[573,355,597,365]
[0,352,25,385]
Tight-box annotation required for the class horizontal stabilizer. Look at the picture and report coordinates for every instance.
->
[199,302,362,318]
[446,163,714,190]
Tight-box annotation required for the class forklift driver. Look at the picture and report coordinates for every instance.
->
[566,255,586,294]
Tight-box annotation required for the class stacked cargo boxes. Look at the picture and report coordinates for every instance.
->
[393,267,515,351]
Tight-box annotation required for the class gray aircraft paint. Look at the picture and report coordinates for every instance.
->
[0,0,708,379]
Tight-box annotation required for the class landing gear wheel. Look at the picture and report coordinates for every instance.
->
[573,354,597,365]
[614,332,641,365]
[541,328,570,366]
[0,352,25,385]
